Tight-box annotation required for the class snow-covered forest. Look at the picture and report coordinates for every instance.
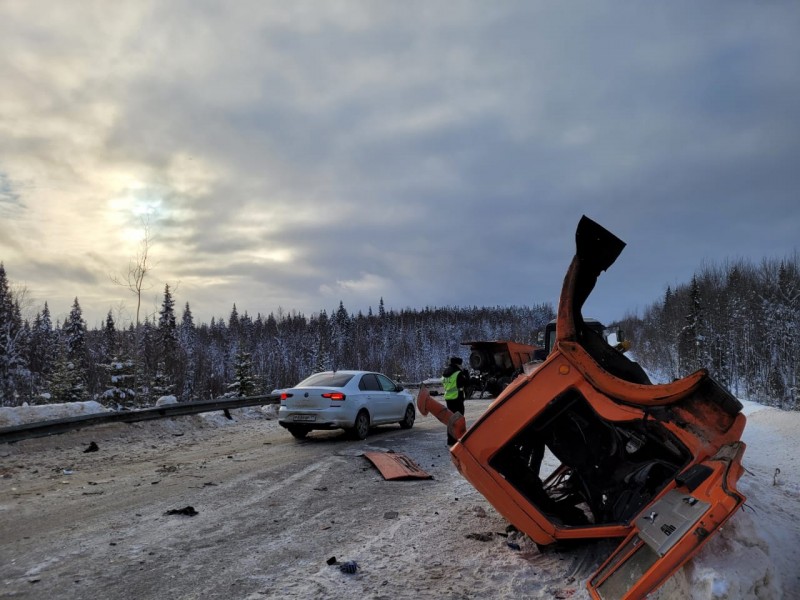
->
[621,255,799,410]
[0,263,554,406]
[1,254,798,411]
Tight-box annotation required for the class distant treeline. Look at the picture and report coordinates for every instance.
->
[1,254,797,410]
[0,263,554,407]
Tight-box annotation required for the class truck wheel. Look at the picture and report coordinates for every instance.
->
[470,351,490,370]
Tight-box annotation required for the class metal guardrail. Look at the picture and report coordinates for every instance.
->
[0,394,281,444]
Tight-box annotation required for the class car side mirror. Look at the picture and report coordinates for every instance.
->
[396,385,404,392]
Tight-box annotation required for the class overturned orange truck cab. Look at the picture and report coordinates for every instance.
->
[417,216,746,600]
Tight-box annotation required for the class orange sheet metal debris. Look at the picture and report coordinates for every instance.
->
[363,451,432,480]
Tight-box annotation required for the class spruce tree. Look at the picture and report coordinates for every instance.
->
[103,310,117,361]
[157,284,178,381]
[64,298,87,363]
[28,303,56,391]
[0,263,25,404]
[48,352,86,404]
[179,302,197,401]
[227,348,257,397]
[137,318,156,403]
[99,356,137,407]
[678,277,706,375]
[61,298,88,398]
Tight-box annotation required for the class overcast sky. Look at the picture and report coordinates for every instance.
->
[1,1,799,329]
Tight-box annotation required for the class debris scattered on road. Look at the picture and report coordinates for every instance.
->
[84,441,99,453]
[164,506,198,517]
[465,532,493,542]
[363,451,432,480]
[383,511,399,520]
[327,556,360,574]
[339,561,359,574]
[507,542,521,551]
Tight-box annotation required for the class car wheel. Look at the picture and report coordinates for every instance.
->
[351,410,370,440]
[286,425,310,439]
[399,404,415,429]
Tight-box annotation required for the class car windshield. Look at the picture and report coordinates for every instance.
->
[296,372,354,388]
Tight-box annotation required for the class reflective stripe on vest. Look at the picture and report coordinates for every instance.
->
[443,371,460,401]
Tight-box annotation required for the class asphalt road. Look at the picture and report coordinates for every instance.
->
[0,401,605,600]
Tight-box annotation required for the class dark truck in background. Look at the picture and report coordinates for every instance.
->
[537,317,627,358]
[461,340,539,398]
[462,320,626,398]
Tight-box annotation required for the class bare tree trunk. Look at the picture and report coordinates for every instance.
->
[111,218,153,327]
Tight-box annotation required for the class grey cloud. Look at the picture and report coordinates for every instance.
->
[2,1,799,324]
[29,260,100,287]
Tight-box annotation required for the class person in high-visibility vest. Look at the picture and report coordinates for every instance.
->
[441,356,469,445]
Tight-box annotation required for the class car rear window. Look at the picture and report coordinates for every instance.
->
[296,372,354,388]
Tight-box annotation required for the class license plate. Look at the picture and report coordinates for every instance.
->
[293,415,316,422]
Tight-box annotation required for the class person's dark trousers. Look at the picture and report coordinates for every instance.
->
[445,398,465,445]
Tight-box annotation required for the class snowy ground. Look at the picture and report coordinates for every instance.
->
[0,396,798,599]
[658,399,800,598]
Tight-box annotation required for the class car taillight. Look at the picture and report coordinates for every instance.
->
[322,392,346,401]
[280,392,293,404]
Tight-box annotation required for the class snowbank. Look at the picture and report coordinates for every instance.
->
[656,400,800,599]
[0,400,109,428]
[0,399,280,429]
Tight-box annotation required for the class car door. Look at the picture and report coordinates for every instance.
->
[376,373,404,420]
[357,373,385,421]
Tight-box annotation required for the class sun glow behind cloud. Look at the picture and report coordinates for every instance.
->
[252,248,293,263]
[107,181,166,243]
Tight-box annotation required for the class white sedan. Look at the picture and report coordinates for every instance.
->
[277,370,416,440]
